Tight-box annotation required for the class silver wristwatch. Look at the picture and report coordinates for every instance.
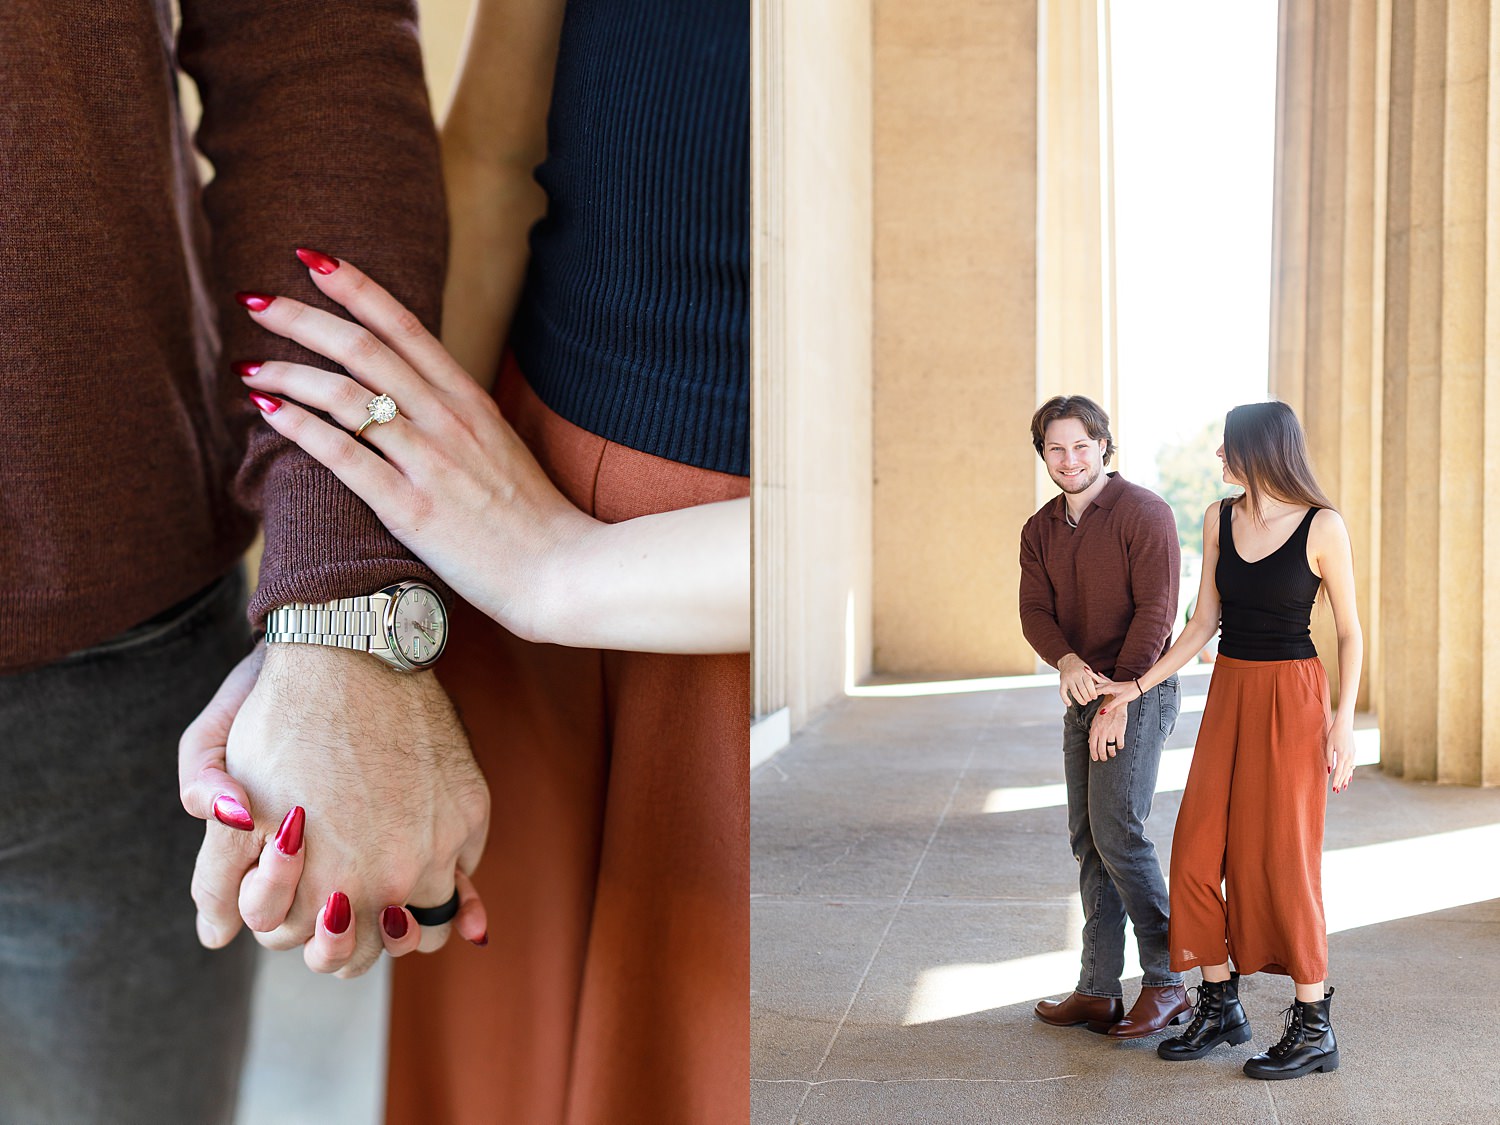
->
[264,580,448,672]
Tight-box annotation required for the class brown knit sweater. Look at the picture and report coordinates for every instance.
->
[0,0,446,672]
[1018,473,1181,683]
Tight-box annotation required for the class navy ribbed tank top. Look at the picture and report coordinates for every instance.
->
[508,0,749,477]
[1215,502,1323,661]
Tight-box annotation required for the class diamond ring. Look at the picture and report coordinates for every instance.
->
[354,393,399,440]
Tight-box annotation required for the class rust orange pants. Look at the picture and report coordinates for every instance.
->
[1168,655,1331,983]
[385,360,749,1125]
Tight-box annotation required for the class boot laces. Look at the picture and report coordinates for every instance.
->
[1181,984,1210,1037]
[1268,1002,1304,1058]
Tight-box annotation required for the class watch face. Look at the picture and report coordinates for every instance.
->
[390,585,448,667]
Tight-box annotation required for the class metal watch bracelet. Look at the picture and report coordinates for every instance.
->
[264,597,385,653]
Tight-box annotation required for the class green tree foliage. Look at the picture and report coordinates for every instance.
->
[1155,420,1234,558]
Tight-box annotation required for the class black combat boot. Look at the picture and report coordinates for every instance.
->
[1243,988,1339,1080]
[1157,972,1252,1061]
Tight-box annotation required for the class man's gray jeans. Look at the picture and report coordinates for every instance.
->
[0,569,256,1124]
[1062,676,1181,997]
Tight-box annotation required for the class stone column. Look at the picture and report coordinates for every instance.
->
[873,0,1114,677]
[1273,0,1500,783]
[1270,0,1385,714]
[752,0,875,738]
[1038,0,1118,451]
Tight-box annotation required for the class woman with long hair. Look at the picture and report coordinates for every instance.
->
[1095,400,1361,1080]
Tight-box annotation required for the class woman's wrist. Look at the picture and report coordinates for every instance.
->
[520,511,607,647]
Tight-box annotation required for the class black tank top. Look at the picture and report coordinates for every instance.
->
[1215,502,1322,661]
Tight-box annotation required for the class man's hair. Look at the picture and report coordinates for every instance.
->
[1030,395,1115,464]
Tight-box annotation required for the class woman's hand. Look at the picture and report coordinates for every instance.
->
[1094,678,1141,717]
[236,250,750,654]
[236,250,596,643]
[1327,715,1356,793]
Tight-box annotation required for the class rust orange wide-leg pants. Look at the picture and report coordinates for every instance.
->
[384,359,749,1125]
[1168,655,1331,983]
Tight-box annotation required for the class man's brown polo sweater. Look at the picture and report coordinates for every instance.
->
[1019,472,1180,683]
[1,0,446,672]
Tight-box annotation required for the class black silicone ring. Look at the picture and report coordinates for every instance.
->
[406,890,460,927]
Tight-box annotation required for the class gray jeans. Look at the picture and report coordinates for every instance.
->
[1062,676,1180,996]
[0,570,257,1124]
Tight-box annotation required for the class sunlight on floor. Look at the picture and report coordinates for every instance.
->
[902,789,1486,1026]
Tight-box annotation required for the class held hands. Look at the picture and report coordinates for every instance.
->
[1093,677,1142,717]
[179,644,490,977]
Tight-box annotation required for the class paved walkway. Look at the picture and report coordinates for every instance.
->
[751,667,1500,1125]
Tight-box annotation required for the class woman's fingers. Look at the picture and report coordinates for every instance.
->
[303,891,357,974]
[294,250,478,399]
[236,290,437,415]
[374,869,489,961]
[237,807,307,934]
[451,868,489,948]
[249,395,408,523]
[240,360,421,466]
[378,906,422,958]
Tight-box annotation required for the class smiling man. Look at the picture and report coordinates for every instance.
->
[1018,395,1188,1041]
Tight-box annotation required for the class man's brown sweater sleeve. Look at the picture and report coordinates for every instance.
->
[177,0,447,626]
[1019,523,1073,668]
[1115,498,1181,682]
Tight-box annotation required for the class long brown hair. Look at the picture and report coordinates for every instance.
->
[1222,401,1333,522]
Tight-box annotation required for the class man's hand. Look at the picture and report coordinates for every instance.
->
[181,642,489,977]
[1057,653,1100,707]
[1088,702,1128,762]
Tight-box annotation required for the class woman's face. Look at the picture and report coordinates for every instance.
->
[1216,441,1243,487]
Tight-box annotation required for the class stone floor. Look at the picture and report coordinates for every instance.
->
[751,666,1500,1125]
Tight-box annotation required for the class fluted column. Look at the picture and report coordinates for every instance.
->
[752,0,874,733]
[1038,0,1118,471]
[1273,0,1500,784]
[1271,0,1384,713]
[1271,0,1317,414]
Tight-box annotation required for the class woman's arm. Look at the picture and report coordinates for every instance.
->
[1311,507,1363,790]
[439,0,567,388]
[541,498,749,653]
[1098,501,1224,714]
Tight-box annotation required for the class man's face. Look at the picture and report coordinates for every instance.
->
[1042,418,1107,496]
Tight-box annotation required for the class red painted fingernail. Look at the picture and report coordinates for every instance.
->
[212,795,254,831]
[381,906,409,941]
[233,361,263,379]
[470,932,489,947]
[274,806,305,857]
[296,247,340,275]
[249,392,281,414]
[235,291,275,312]
[324,891,351,935]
